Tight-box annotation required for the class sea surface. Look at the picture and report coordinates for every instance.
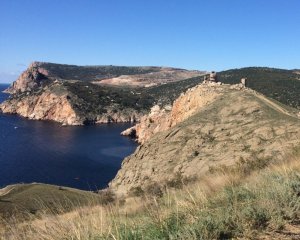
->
[0,84,137,191]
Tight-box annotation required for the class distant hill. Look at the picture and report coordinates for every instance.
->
[5,62,204,93]
[35,62,166,81]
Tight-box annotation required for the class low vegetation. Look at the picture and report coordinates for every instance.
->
[0,184,101,221]
[38,63,163,81]
[1,150,299,239]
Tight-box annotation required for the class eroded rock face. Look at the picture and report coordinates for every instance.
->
[0,94,144,126]
[0,90,82,125]
[110,84,300,196]
[123,82,222,143]
[5,62,50,94]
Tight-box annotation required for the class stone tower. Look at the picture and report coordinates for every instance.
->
[209,71,217,82]
[204,71,218,83]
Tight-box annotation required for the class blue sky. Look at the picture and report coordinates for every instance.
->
[0,0,299,83]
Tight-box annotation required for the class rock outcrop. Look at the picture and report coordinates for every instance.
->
[4,62,51,94]
[110,83,300,196]
[122,82,222,143]
[1,91,81,125]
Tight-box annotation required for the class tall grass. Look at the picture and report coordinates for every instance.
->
[1,153,300,240]
[106,169,300,239]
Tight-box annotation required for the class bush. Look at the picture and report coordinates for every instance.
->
[145,183,163,198]
[166,173,197,189]
[166,172,184,189]
[129,186,144,197]
[242,205,270,229]
[97,189,116,205]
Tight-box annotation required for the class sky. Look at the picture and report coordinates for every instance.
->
[0,0,299,83]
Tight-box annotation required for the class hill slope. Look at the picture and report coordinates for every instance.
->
[0,183,100,220]
[4,62,204,93]
[110,82,300,195]
[218,67,300,109]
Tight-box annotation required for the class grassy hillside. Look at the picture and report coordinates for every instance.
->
[219,67,300,109]
[1,151,299,239]
[107,153,300,240]
[0,183,102,221]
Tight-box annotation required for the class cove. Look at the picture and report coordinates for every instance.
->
[0,84,137,191]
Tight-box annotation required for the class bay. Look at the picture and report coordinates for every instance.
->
[0,84,137,190]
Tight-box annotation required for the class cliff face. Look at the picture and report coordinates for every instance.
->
[5,62,51,94]
[123,83,222,143]
[1,89,81,125]
[111,83,300,196]
[0,82,144,125]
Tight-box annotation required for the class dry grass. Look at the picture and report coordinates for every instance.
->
[1,150,300,240]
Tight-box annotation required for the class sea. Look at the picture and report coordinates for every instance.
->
[0,84,137,191]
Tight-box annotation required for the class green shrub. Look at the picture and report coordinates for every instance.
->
[242,205,270,229]
[108,169,300,239]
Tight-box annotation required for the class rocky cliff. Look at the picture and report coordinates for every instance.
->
[1,89,81,125]
[122,82,223,143]
[4,62,51,94]
[111,83,300,195]
[0,82,144,125]
[1,62,206,125]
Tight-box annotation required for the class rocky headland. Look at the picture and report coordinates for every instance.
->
[1,81,144,125]
[0,62,205,125]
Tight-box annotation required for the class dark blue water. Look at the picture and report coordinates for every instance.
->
[0,84,137,191]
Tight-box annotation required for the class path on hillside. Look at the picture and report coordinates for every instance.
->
[253,91,298,119]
